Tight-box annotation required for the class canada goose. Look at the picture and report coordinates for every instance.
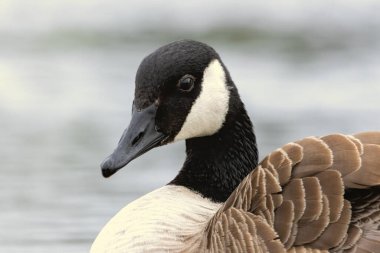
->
[91,40,380,253]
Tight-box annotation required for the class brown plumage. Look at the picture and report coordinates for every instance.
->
[197,132,380,253]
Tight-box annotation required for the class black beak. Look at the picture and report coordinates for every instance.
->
[100,104,167,178]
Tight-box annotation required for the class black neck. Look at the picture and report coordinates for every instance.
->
[170,99,258,203]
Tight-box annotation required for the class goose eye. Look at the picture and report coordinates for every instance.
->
[177,75,195,92]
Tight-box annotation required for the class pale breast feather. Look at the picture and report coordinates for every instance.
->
[90,185,222,253]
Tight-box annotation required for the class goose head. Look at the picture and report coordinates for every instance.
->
[101,40,244,178]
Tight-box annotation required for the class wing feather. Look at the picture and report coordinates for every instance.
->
[199,132,380,253]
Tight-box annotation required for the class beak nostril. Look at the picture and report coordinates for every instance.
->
[132,132,144,146]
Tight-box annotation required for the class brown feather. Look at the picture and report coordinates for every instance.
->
[206,208,285,253]
[284,222,298,249]
[356,237,380,253]
[293,137,333,178]
[281,143,304,166]
[283,179,306,222]
[296,195,330,245]
[321,134,361,177]
[300,177,323,222]
[308,200,351,249]
[348,135,364,155]
[340,225,363,250]
[344,144,380,188]
[315,170,345,222]
[274,150,293,185]
[354,131,380,145]
[274,200,295,244]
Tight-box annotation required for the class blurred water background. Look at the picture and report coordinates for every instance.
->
[1,0,380,252]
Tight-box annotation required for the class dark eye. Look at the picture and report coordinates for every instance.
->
[177,75,195,92]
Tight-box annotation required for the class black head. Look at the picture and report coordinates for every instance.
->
[101,40,236,177]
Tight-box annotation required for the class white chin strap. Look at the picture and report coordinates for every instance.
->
[174,59,230,141]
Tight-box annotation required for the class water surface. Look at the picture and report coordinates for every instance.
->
[1,1,380,252]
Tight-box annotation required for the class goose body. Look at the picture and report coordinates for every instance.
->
[92,40,380,253]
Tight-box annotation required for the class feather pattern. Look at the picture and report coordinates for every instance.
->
[197,132,380,253]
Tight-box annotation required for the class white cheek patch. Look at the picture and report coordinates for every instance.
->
[174,59,230,141]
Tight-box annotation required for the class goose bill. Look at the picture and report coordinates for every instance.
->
[100,104,167,178]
